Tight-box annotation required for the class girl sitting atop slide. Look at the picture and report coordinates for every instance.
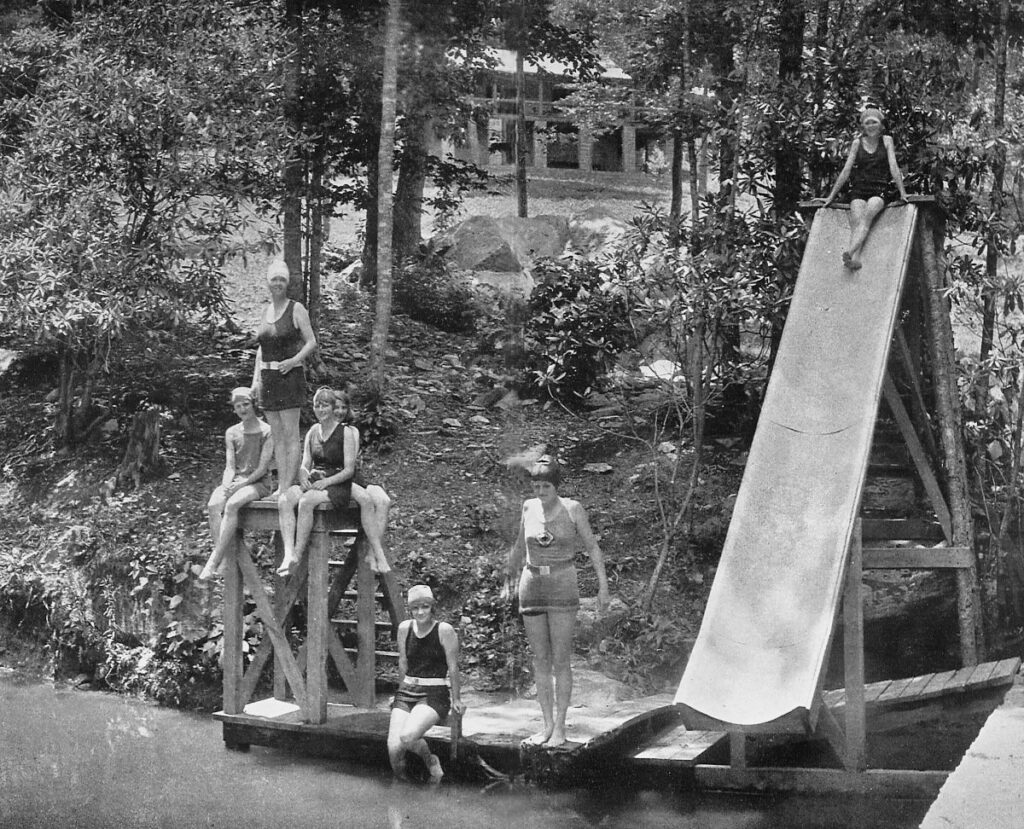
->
[277,387,391,577]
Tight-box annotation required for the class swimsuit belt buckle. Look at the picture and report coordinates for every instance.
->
[538,565,551,575]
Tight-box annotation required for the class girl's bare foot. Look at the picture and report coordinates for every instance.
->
[365,554,379,574]
[427,754,444,783]
[544,731,568,748]
[276,556,298,577]
[524,729,553,746]
[375,554,391,574]
[198,563,217,581]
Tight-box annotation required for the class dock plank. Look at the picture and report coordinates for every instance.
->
[631,725,726,767]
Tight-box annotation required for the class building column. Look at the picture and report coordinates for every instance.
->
[533,120,548,168]
[578,125,593,172]
[621,124,637,173]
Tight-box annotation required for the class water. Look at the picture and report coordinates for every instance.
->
[0,672,931,828]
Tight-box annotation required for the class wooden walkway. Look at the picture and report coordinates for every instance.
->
[215,657,1020,789]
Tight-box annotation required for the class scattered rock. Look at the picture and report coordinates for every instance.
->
[582,462,613,474]
[576,596,629,647]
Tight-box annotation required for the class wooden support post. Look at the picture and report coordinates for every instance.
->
[306,527,330,724]
[222,527,245,715]
[272,533,288,701]
[354,538,377,708]
[843,522,866,771]
[882,373,953,541]
[919,213,981,665]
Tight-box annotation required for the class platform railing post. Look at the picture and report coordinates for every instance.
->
[222,525,244,715]
[306,521,329,723]
[843,520,866,771]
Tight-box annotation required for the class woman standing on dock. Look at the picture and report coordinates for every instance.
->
[387,584,462,782]
[276,387,391,576]
[251,259,317,495]
[505,455,610,748]
[820,107,909,270]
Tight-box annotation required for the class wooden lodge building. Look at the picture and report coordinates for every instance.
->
[439,48,663,174]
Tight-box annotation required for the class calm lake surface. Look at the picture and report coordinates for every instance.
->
[0,671,932,828]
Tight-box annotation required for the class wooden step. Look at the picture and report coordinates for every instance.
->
[344,647,399,660]
[331,618,394,631]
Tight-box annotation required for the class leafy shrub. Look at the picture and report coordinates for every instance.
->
[394,246,478,334]
[523,256,632,404]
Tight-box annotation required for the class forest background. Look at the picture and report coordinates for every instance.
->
[1,0,1023,709]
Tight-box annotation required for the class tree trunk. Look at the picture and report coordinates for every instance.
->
[361,150,379,290]
[976,0,1009,410]
[368,0,402,398]
[282,0,305,299]
[515,46,528,218]
[307,147,324,335]
[773,0,805,220]
[393,118,429,264]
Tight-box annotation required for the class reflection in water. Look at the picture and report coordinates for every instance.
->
[0,672,931,828]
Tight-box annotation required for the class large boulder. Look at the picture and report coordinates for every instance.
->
[566,206,630,257]
[494,214,570,268]
[445,215,522,272]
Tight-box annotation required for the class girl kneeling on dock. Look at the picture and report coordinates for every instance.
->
[505,455,610,748]
[277,387,391,576]
[200,387,274,580]
[388,584,463,782]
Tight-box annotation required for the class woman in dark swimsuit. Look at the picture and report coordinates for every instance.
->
[821,108,910,270]
[387,584,462,782]
[250,260,317,495]
[277,387,392,576]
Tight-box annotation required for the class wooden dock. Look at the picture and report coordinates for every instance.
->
[215,657,1019,790]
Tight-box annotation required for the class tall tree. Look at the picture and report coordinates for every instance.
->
[369,0,402,397]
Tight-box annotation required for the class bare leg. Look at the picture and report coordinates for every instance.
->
[522,613,555,745]
[265,408,302,493]
[387,708,411,779]
[846,196,886,267]
[206,486,227,548]
[545,611,577,747]
[276,486,301,574]
[399,704,442,781]
[201,485,262,580]
[281,489,329,576]
[352,484,391,573]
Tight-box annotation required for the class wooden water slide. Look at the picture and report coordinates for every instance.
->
[674,204,919,731]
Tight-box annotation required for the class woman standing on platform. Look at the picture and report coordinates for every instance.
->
[199,387,274,580]
[820,107,910,270]
[277,387,391,577]
[251,259,316,495]
[387,584,462,783]
[504,455,610,747]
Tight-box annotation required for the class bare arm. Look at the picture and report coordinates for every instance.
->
[251,345,263,397]
[396,620,410,681]
[297,427,315,490]
[278,303,317,375]
[571,501,610,609]
[884,135,909,200]
[502,506,528,601]
[250,427,275,482]
[439,622,463,714]
[823,139,859,205]
[221,427,238,488]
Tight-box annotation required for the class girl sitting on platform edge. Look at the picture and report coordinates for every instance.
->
[277,387,391,577]
[387,584,462,783]
[200,387,274,580]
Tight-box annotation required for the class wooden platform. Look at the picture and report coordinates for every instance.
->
[214,658,1020,790]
